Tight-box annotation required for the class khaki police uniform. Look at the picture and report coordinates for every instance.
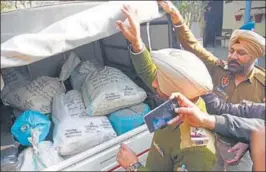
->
[175,23,265,171]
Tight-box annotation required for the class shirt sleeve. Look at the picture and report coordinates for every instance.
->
[202,93,265,120]
[130,45,157,92]
[174,21,218,72]
[214,114,265,143]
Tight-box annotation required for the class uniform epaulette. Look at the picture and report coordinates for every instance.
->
[254,65,265,86]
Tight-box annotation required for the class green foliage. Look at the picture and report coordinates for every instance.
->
[1,2,13,12]
[171,1,209,28]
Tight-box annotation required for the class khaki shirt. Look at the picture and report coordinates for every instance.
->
[175,23,265,104]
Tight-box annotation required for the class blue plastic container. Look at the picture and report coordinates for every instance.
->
[11,110,51,146]
[108,103,150,135]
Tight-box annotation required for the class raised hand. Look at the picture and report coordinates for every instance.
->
[157,1,183,24]
[116,4,143,53]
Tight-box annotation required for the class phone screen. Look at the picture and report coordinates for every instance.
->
[144,98,179,133]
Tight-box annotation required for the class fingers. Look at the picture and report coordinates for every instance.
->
[226,157,239,165]
[120,143,128,150]
[226,143,248,164]
[157,0,168,8]
[117,144,126,162]
[226,151,242,164]
[157,1,171,12]
[169,92,182,100]
[167,114,183,125]
[170,92,195,107]
[174,107,194,115]
[121,4,136,29]
[116,20,132,38]
[227,144,240,153]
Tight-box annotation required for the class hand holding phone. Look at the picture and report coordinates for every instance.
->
[144,97,180,133]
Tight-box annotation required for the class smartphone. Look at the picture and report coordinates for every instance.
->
[144,97,179,133]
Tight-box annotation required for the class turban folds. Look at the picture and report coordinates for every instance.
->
[151,49,213,99]
[229,29,265,59]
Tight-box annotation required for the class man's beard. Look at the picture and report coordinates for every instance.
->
[227,60,244,74]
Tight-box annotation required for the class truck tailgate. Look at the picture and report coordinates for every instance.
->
[43,125,153,171]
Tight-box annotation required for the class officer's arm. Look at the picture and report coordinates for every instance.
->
[130,45,157,92]
[174,21,218,71]
[202,93,265,120]
[213,114,265,143]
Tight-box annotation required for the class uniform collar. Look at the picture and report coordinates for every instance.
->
[246,68,256,83]
[229,68,256,83]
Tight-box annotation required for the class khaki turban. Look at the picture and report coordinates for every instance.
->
[229,29,265,59]
[151,49,213,99]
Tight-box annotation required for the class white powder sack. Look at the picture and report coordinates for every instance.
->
[52,90,117,156]
[81,66,147,116]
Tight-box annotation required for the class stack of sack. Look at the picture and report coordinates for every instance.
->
[53,52,150,156]
[0,51,151,170]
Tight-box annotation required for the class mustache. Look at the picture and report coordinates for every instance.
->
[228,60,241,65]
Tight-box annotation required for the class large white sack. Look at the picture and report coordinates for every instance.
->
[1,1,163,68]
[52,90,117,156]
[151,48,213,99]
[17,141,63,171]
[1,75,66,114]
[59,52,103,90]
[82,66,147,116]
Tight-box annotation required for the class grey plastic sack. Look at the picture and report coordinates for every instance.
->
[59,52,103,90]
[82,66,147,116]
[1,76,66,114]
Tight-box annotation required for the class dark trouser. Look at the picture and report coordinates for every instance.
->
[213,136,253,171]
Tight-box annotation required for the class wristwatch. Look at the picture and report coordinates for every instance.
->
[125,162,143,171]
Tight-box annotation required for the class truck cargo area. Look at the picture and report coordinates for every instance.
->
[1,2,179,171]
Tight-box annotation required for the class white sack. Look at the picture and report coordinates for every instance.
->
[59,52,103,90]
[82,66,147,116]
[1,76,66,114]
[17,141,63,171]
[151,48,213,99]
[1,1,163,68]
[1,74,4,91]
[52,90,117,156]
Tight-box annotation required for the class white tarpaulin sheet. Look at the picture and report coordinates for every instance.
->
[1,1,163,69]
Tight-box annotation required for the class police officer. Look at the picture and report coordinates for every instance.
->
[116,1,265,171]
[116,4,217,171]
[158,1,265,171]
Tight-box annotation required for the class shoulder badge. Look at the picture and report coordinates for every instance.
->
[254,66,265,86]
[221,76,230,88]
